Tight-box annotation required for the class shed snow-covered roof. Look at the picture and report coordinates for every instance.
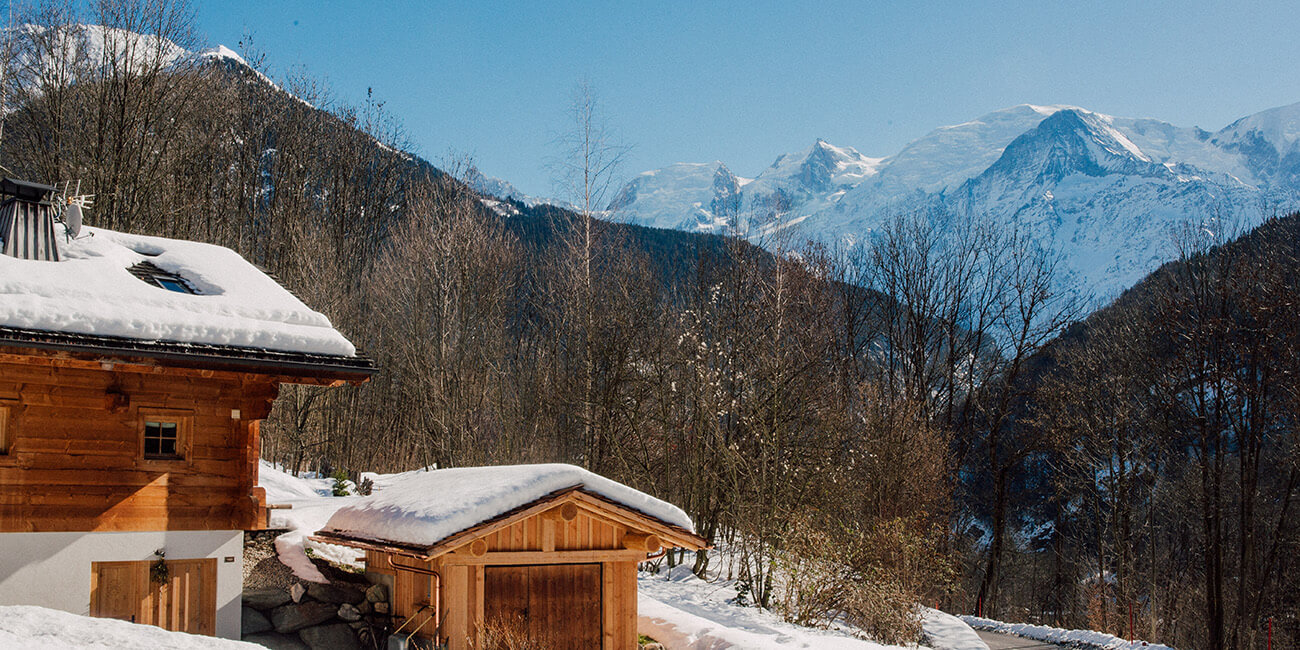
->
[318,463,696,550]
[0,226,357,357]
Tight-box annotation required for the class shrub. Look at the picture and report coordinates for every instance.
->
[474,616,549,650]
[330,468,352,496]
[770,511,953,645]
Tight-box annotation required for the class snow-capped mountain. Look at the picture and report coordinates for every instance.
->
[610,140,882,233]
[608,162,745,231]
[463,167,568,210]
[608,103,1300,297]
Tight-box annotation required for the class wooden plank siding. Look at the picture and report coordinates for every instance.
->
[485,564,603,648]
[484,509,628,553]
[0,355,278,532]
[375,507,649,650]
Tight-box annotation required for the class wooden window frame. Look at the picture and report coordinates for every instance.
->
[0,403,11,455]
[136,407,194,466]
[0,397,19,458]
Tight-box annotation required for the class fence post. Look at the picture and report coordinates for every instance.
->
[1128,601,1134,642]
[1268,616,1273,650]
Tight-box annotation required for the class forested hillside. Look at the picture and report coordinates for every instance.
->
[0,3,1294,650]
[996,215,1300,650]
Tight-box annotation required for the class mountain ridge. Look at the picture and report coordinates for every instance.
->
[607,102,1300,297]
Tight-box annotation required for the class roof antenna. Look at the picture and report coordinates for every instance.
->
[52,180,94,240]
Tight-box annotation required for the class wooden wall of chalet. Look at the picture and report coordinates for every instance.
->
[0,352,277,532]
[366,506,648,650]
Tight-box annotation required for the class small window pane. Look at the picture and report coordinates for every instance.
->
[144,420,180,459]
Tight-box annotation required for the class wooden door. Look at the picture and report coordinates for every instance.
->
[89,562,140,622]
[484,564,602,649]
[90,559,216,636]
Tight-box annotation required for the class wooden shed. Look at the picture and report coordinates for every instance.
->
[310,465,707,650]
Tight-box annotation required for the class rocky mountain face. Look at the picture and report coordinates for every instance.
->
[609,103,1300,298]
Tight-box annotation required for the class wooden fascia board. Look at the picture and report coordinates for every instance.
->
[569,491,709,550]
[438,549,649,566]
[0,337,374,384]
[0,347,362,389]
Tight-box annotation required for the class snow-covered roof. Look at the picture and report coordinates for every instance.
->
[318,463,696,549]
[0,226,357,357]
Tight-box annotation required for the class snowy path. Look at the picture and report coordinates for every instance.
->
[975,630,1062,649]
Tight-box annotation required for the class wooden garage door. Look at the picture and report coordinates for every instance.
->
[484,564,601,649]
[91,559,216,636]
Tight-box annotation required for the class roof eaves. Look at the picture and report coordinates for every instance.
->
[311,484,708,559]
[0,327,377,382]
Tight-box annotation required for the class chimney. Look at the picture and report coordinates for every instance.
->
[0,178,61,261]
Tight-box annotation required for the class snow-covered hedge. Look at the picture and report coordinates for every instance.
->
[961,615,1176,650]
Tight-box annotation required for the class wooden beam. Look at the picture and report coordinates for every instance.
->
[622,533,661,553]
[542,502,578,522]
[569,492,708,550]
[439,550,648,566]
[452,539,488,557]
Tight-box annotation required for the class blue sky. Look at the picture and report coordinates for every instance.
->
[194,1,1300,198]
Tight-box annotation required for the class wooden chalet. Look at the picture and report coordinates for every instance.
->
[310,464,708,650]
[0,178,373,639]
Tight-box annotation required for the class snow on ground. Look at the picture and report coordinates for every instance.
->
[637,556,984,650]
[637,561,907,649]
[258,462,463,582]
[0,605,260,649]
[921,608,988,650]
[0,226,356,356]
[257,461,334,500]
[961,616,1175,650]
[258,461,362,582]
[319,463,695,548]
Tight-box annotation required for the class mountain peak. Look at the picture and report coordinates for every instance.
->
[1215,101,1300,150]
[607,99,1299,298]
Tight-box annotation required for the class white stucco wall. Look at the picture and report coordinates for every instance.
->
[0,530,244,639]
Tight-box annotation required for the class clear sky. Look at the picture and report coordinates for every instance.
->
[193,1,1300,198]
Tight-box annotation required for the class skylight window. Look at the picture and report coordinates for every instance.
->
[127,261,198,295]
[155,278,190,294]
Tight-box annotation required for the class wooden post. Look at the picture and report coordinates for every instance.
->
[1128,601,1134,642]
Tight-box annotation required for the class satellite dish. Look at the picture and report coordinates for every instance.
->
[64,203,82,238]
